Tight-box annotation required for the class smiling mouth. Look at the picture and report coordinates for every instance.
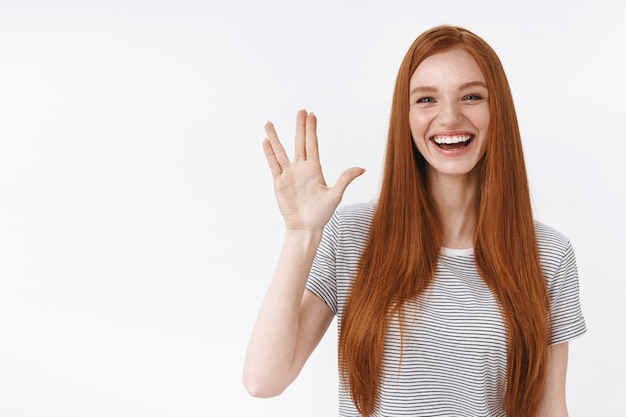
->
[431,134,474,150]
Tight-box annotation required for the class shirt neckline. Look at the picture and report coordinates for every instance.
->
[440,247,474,257]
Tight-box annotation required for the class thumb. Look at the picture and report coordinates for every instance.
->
[331,167,366,198]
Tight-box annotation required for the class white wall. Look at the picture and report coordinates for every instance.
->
[0,0,623,415]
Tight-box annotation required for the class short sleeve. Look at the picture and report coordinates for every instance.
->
[306,211,340,315]
[546,241,587,345]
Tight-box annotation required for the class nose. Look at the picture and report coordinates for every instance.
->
[438,100,463,127]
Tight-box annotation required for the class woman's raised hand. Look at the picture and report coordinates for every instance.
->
[263,109,365,232]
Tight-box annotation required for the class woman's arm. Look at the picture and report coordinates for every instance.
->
[242,110,364,397]
[243,229,333,397]
[535,342,570,417]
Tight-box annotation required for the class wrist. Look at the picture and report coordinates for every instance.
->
[283,227,324,242]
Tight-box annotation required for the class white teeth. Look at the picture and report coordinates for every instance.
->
[433,135,472,145]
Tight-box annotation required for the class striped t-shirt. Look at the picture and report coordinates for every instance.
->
[306,201,587,417]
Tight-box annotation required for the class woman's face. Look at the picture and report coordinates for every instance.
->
[408,47,490,180]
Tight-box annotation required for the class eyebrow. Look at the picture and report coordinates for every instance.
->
[409,81,488,97]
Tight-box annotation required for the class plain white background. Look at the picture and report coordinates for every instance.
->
[0,0,624,416]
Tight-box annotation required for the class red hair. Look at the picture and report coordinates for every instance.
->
[338,26,549,417]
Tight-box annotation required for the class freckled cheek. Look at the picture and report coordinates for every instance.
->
[479,112,490,129]
[408,124,431,156]
[408,113,432,139]
[469,108,490,131]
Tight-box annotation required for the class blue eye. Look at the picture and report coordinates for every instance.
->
[464,94,483,101]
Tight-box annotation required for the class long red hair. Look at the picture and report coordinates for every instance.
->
[338,26,549,417]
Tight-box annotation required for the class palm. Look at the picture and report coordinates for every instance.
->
[263,110,364,231]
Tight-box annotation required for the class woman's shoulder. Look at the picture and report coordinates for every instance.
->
[533,220,572,252]
[533,220,576,278]
[332,200,377,234]
[336,199,377,221]
[337,199,377,216]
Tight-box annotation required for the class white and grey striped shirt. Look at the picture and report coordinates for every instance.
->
[306,201,586,417]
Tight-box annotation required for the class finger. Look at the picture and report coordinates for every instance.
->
[305,112,320,162]
[264,121,290,168]
[294,109,308,161]
[330,167,366,200]
[262,139,283,177]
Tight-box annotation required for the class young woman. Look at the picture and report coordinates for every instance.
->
[243,25,586,417]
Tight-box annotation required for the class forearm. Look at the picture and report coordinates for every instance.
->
[243,229,323,397]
